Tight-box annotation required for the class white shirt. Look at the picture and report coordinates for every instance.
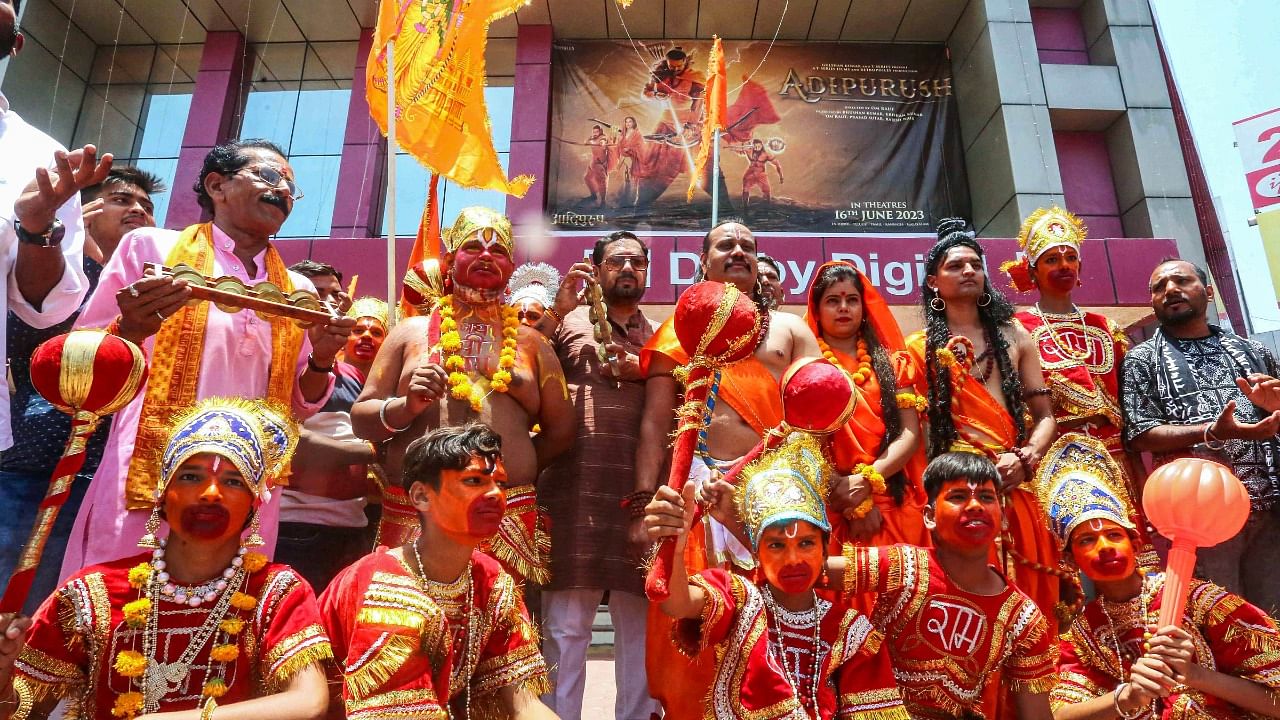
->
[0,91,90,450]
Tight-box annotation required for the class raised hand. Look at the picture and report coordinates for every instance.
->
[1237,374,1280,414]
[1210,400,1280,442]
[15,145,113,232]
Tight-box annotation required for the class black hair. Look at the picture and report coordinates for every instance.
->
[192,138,287,213]
[288,259,342,283]
[1157,256,1208,286]
[666,47,687,61]
[401,423,503,493]
[922,452,1000,504]
[757,253,781,276]
[82,165,166,203]
[592,230,648,265]
[811,263,907,504]
[919,218,1026,458]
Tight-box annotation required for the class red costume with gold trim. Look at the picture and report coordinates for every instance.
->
[11,554,330,720]
[319,547,548,720]
[671,569,906,720]
[841,545,1057,719]
[899,331,1062,638]
[1055,574,1280,719]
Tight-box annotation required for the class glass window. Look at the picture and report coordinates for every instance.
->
[381,85,515,236]
[241,41,355,238]
[71,41,198,229]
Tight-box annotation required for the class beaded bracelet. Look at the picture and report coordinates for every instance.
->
[620,490,654,518]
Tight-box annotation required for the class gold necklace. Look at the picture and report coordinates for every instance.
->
[1034,303,1091,362]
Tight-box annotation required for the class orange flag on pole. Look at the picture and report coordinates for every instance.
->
[399,174,442,317]
[367,0,534,197]
[688,36,727,201]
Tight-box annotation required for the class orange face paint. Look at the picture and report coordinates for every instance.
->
[162,452,255,544]
[757,521,826,595]
[931,478,1001,551]
[1069,518,1138,583]
[426,454,508,545]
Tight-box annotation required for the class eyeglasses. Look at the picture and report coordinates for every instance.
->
[236,165,304,200]
[601,255,649,271]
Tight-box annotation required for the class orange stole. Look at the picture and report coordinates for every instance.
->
[825,346,930,550]
[902,333,1061,638]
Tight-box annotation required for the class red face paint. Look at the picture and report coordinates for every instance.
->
[931,478,1001,551]
[758,521,826,595]
[427,455,508,544]
[1069,518,1138,583]
[162,452,254,544]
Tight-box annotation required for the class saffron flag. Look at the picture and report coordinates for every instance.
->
[368,0,534,197]
[399,174,442,318]
[688,35,727,201]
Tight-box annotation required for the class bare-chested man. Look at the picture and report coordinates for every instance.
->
[352,207,575,586]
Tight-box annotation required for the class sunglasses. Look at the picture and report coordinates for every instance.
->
[236,165,304,200]
[601,255,649,271]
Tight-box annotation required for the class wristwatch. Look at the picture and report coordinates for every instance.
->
[14,218,65,247]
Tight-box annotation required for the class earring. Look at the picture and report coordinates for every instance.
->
[138,505,162,549]
[929,297,946,311]
[245,509,265,547]
[977,293,992,307]
[820,566,830,586]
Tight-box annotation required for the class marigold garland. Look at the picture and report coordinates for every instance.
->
[818,337,873,386]
[122,598,151,629]
[210,644,240,663]
[127,563,152,590]
[230,592,257,611]
[242,552,268,574]
[113,650,147,678]
[438,296,520,412]
[896,392,927,412]
[112,691,144,718]
[202,678,229,699]
[219,617,245,635]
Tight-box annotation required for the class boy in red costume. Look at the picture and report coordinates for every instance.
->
[645,431,907,719]
[0,398,332,720]
[1039,433,1280,719]
[319,423,553,720]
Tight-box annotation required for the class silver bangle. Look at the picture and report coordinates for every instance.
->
[379,397,413,434]
[1203,423,1225,451]
[1113,682,1142,719]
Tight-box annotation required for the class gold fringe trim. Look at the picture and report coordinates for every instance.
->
[356,606,427,632]
[1009,674,1059,695]
[267,642,332,694]
[344,634,420,701]
[486,509,552,585]
[468,675,553,720]
[1224,622,1280,654]
[839,707,910,720]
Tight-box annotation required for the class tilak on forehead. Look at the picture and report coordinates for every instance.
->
[443,206,514,255]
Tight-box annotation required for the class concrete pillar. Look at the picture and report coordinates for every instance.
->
[165,31,246,229]
[505,24,552,231]
[948,0,1064,237]
[330,28,384,239]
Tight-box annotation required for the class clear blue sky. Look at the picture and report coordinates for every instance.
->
[1152,0,1280,332]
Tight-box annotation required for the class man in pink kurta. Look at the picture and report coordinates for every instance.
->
[62,141,349,578]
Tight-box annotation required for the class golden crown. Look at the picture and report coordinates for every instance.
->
[1017,206,1086,264]
[734,433,832,551]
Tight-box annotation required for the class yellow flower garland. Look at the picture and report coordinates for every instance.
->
[122,598,151,629]
[438,295,520,412]
[210,644,240,663]
[219,617,245,635]
[202,678,228,699]
[242,552,268,574]
[127,563,152,590]
[895,392,927,412]
[845,464,887,521]
[229,592,257,611]
[112,691,144,718]
[114,650,147,678]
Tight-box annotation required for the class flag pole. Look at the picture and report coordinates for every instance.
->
[710,129,720,226]
[384,39,398,328]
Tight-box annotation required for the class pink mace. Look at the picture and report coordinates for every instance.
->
[1142,457,1250,628]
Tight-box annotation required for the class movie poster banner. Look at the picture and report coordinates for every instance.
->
[547,40,971,233]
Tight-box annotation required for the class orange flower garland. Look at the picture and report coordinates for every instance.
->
[439,295,520,412]
[817,337,873,386]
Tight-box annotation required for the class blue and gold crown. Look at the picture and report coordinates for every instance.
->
[159,397,299,501]
[734,432,832,551]
[1033,432,1136,547]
